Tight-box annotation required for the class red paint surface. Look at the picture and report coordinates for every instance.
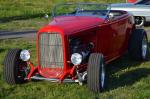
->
[39,16,104,35]
[39,68,64,78]
[28,11,134,80]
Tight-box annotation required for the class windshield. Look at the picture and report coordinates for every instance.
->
[52,3,111,19]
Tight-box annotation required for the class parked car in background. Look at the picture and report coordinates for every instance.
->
[111,0,150,27]
[3,3,149,92]
[127,0,138,3]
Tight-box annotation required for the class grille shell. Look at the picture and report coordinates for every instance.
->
[39,33,64,69]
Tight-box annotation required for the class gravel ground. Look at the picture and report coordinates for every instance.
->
[0,30,36,39]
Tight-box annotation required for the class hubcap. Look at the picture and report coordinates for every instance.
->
[135,17,144,27]
[101,63,105,88]
[142,36,148,59]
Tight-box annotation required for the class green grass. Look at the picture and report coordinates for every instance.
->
[0,38,150,99]
[0,0,150,98]
[0,0,126,30]
[0,18,48,30]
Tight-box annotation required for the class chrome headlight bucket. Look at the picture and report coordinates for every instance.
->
[71,53,82,65]
[20,50,30,61]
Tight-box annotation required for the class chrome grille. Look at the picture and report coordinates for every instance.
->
[39,33,64,68]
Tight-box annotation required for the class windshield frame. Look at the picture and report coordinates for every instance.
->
[52,3,111,20]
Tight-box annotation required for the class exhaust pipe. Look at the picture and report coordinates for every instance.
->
[31,76,79,83]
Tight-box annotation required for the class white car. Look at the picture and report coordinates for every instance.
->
[111,0,150,27]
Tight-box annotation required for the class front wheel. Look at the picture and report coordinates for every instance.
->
[87,53,106,92]
[3,49,28,84]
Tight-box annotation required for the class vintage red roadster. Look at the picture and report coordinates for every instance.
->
[3,3,149,92]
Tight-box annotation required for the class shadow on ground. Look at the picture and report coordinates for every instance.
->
[106,67,150,91]
[0,48,5,53]
[145,22,150,27]
[105,49,150,91]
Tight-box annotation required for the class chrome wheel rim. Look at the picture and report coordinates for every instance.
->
[135,17,144,27]
[142,36,147,59]
[101,63,105,88]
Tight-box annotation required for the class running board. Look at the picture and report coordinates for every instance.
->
[31,76,79,83]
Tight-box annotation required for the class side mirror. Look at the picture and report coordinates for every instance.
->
[108,13,114,21]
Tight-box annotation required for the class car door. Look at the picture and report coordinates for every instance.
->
[97,15,128,61]
[111,16,128,56]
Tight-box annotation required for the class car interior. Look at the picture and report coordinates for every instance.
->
[76,10,125,20]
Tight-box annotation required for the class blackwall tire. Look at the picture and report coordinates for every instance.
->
[3,49,27,84]
[87,53,105,92]
[128,29,149,61]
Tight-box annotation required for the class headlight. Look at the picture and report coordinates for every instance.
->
[20,50,30,61]
[71,53,82,65]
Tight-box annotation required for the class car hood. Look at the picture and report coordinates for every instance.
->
[39,16,104,35]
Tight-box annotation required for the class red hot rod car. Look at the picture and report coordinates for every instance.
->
[3,3,149,92]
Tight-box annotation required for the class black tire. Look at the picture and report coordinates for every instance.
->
[87,53,105,92]
[128,29,149,61]
[3,49,27,84]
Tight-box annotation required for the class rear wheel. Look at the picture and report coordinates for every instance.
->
[87,53,105,92]
[128,29,149,61]
[135,16,145,27]
[3,49,28,84]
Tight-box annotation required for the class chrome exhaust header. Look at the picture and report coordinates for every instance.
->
[31,76,79,83]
